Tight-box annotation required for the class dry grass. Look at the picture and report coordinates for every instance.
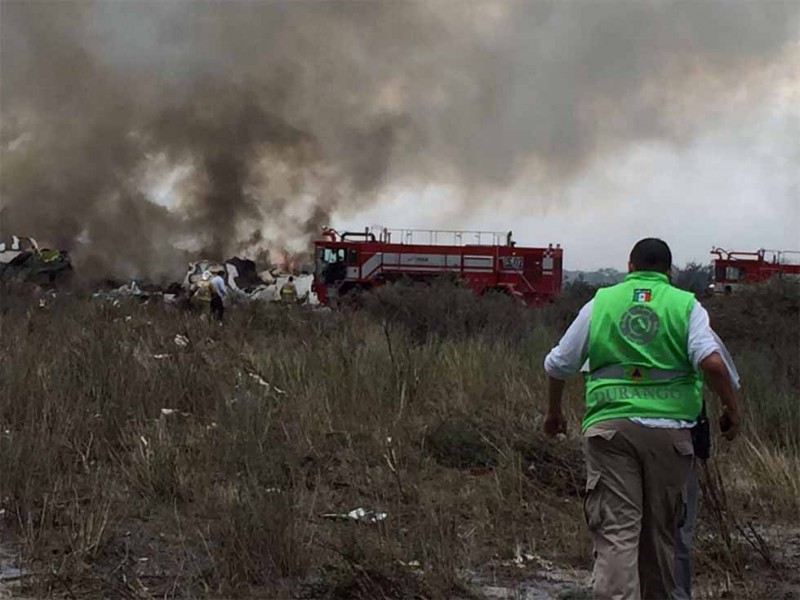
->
[0,279,797,598]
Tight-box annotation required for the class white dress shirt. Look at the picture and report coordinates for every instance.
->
[544,299,740,428]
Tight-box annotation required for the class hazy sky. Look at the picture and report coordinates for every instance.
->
[337,51,800,271]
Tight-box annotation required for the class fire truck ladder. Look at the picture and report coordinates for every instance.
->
[760,249,800,264]
[713,247,800,264]
[375,227,515,247]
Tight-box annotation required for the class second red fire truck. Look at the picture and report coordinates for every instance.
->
[312,227,563,306]
[710,246,800,293]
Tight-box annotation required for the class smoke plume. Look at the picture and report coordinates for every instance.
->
[1,1,797,280]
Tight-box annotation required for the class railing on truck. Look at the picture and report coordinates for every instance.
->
[375,227,513,247]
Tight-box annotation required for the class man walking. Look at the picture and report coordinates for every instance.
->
[543,238,740,600]
[208,269,227,322]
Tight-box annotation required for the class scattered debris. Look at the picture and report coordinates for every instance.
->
[248,372,270,387]
[247,372,287,394]
[184,259,316,305]
[0,235,72,287]
[1,235,322,307]
[119,281,144,296]
[509,546,555,570]
[322,507,388,523]
[160,408,191,418]
[185,257,268,302]
[173,334,189,348]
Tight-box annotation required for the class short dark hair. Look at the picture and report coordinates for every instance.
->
[629,238,672,272]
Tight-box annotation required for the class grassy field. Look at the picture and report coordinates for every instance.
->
[0,279,798,599]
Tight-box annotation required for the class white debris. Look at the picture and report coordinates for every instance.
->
[397,559,422,569]
[348,507,387,522]
[152,354,172,360]
[174,334,189,348]
[501,546,556,571]
[258,270,275,285]
[249,373,270,387]
[117,281,143,296]
[322,507,388,523]
[513,545,537,567]
[246,372,287,394]
[160,408,191,418]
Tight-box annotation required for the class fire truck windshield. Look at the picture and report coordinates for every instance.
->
[725,266,741,281]
[321,247,345,263]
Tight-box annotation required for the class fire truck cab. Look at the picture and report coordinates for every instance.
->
[312,227,563,306]
[710,247,800,294]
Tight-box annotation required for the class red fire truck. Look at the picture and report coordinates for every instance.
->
[710,247,800,294]
[312,227,563,306]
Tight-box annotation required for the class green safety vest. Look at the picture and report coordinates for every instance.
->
[583,271,703,431]
[280,282,297,301]
[194,280,212,302]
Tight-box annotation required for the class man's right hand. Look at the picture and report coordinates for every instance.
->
[699,352,741,442]
[719,407,740,441]
[543,410,567,437]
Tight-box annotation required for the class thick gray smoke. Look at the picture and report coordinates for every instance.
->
[1,1,798,280]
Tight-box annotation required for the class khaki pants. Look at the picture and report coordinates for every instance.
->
[583,419,693,600]
[673,464,698,600]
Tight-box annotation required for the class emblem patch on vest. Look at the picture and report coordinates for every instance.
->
[626,366,644,380]
[633,289,652,302]
[619,305,660,345]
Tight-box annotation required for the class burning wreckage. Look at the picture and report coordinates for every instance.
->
[0,236,72,287]
[1,234,313,306]
[183,257,313,305]
[89,256,314,306]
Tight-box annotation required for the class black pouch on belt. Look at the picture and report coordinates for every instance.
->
[691,401,711,460]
